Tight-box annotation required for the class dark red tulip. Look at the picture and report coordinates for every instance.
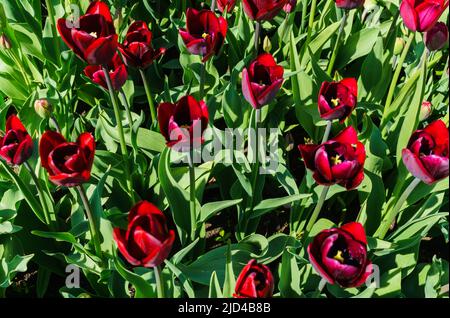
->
[400,0,449,32]
[84,53,127,90]
[402,120,449,184]
[57,1,118,65]
[179,8,227,62]
[158,95,209,151]
[39,131,95,187]
[424,22,449,51]
[318,78,357,123]
[217,0,237,13]
[298,126,366,190]
[113,200,175,267]
[0,115,33,165]
[242,53,284,109]
[242,0,289,21]
[334,0,365,10]
[233,260,274,298]
[118,21,166,69]
[308,222,373,288]
[283,0,297,13]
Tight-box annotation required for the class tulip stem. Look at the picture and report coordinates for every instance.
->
[139,68,157,125]
[321,120,332,143]
[211,0,216,11]
[76,185,102,259]
[326,10,348,76]
[304,0,318,50]
[154,265,165,298]
[199,62,206,99]
[384,32,415,113]
[188,149,197,240]
[23,161,53,230]
[305,186,330,235]
[102,66,135,205]
[119,89,136,151]
[254,21,261,54]
[44,0,60,64]
[375,178,421,239]
[50,116,61,133]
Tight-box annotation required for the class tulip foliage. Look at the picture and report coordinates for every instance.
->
[0,0,448,299]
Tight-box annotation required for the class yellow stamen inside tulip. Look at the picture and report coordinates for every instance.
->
[351,143,357,149]
[180,124,190,129]
[331,154,342,165]
[331,98,340,107]
[333,250,345,263]
[304,137,313,144]
[90,32,98,38]
[202,33,209,39]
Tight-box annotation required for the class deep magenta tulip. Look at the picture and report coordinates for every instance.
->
[318,78,358,123]
[179,8,227,62]
[217,0,237,13]
[233,260,274,298]
[400,0,449,32]
[298,126,366,190]
[113,201,175,267]
[308,222,373,288]
[242,0,289,21]
[335,0,365,10]
[0,115,33,165]
[283,0,298,13]
[424,22,449,51]
[84,53,127,90]
[242,53,284,109]
[402,120,449,184]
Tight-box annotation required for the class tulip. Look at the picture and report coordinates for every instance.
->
[242,0,289,21]
[113,200,175,267]
[0,33,11,49]
[233,260,274,298]
[318,78,358,123]
[39,131,95,187]
[0,114,33,165]
[158,95,209,151]
[34,99,53,119]
[399,0,449,32]
[419,101,432,121]
[308,222,373,288]
[57,1,118,65]
[242,53,284,109]
[179,8,227,62]
[283,0,297,13]
[394,37,406,55]
[335,0,365,10]
[84,53,127,90]
[424,22,449,51]
[402,120,449,184]
[118,21,166,69]
[217,0,237,13]
[298,126,366,190]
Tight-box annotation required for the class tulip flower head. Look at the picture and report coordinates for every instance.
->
[424,22,449,51]
[308,222,373,288]
[39,131,95,187]
[179,8,227,62]
[334,0,365,10]
[419,101,432,121]
[402,120,449,184]
[298,126,366,190]
[119,21,166,69]
[0,114,33,165]
[234,260,274,298]
[113,200,175,267]
[84,53,128,90]
[242,53,284,109]
[399,0,449,32]
[34,99,53,119]
[57,1,118,65]
[283,0,298,13]
[242,0,289,21]
[318,78,358,123]
[217,0,237,13]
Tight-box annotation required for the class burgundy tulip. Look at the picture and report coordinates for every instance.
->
[334,0,365,10]
[318,78,358,123]
[283,0,297,13]
[217,0,237,13]
[308,222,373,288]
[158,95,209,151]
[402,120,449,184]
[57,1,118,65]
[233,260,274,298]
[400,0,449,32]
[242,53,284,109]
[84,53,127,90]
[39,131,95,187]
[0,115,33,165]
[113,200,175,267]
[118,21,166,69]
[298,126,366,190]
[242,0,289,21]
[424,22,449,51]
[179,8,228,62]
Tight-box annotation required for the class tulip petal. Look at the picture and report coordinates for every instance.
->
[402,148,435,184]
[12,135,33,165]
[84,35,118,65]
[340,222,368,245]
[39,131,67,170]
[333,126,358,145]
[256,78,283,107]
[6,114,27,134]
[113,228,141,266]
[242,68,259,108]
[315,146,333,182]
[298,144,319,170]
[86,0,113,23]
[400,0,419,31]
[158,102,176,140]
[421,154,449,182]
[307,241,336,285]
[416,1,443,31]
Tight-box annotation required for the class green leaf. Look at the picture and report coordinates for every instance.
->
[222,241,236,298]
[199,199,243,223]
[165,260,196,298]
[208,271,223,298]
[0,254,34,288]
[250,194,312,219]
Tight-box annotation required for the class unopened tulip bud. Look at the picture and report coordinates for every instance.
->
[419,101,432,121]
[263,36,272,53]
[363,0,378,11]
[0,33,11,49]
[394,37,405,55]
[283,0,297,13]
[34,99,53,118]
[425,22,448,51]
